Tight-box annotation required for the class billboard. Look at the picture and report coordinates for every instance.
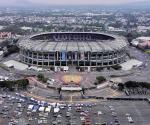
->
[56,52,59,61]
[68,52,72,60]
[61,51,66,61]
[81,52,84,60]
[75,52,78,60]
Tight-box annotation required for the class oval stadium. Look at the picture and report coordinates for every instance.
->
[18,32,127,70]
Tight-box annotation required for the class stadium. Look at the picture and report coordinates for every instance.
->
[18,32,127,71]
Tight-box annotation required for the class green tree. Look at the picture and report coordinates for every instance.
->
[96,76,106,84]
[37,73,47,83]
[111,65,122,70]
[37,73,44,81]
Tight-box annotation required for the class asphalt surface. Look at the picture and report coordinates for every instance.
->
[1,90,150,125]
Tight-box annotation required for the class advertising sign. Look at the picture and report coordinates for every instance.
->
[81,52,84,60]
[61,51,66,61]
[75,52,78,60]
[68,52,72,60]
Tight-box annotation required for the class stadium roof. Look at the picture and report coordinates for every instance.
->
[18,32,127,52]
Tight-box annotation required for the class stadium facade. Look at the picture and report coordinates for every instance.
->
[18,32,127,70]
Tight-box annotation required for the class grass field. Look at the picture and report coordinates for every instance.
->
[145,49,150,54]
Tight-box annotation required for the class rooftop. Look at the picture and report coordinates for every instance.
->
[18,32,127,52]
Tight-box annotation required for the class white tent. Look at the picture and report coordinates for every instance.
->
[4,77,9,81]
[61,87,82,91]
[39,107,45,112]
[45,106,51,112]
[0,76,4,81]
[0,51,3,56]
[49,103,56,107]
[63,66,69,71]
[54,107,60,113]
[28,105,34,110]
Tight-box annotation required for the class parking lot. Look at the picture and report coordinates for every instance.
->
[95,101,150,125]
[0,89,150,125]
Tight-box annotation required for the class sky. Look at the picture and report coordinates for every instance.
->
[0,0,148,6]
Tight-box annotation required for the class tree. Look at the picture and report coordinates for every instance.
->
[96,76,106,84]
[58,87,62,94]
[118,83,124,91]
[16,79,29,90]
[126,31,140,43]
[37,73,44,81]
[3,45,20,57]
[82,87,85,95]
[111,65,122,70]
[37,73,47,83]
[0,79,29,91]
[126,32,133,43]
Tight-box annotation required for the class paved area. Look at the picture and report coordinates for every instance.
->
[121,59,143,71]
[93,100,150,125]
[51,72,95,88]
[3,60,28,70]
[61,74,82,84]
[1,90,150,125]
[121,46,150,83]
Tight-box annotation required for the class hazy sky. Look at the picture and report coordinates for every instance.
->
[0,0,148,6]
